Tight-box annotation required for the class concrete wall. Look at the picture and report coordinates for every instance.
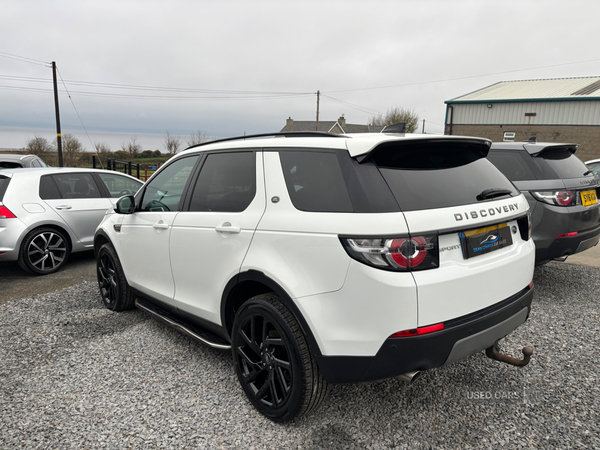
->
[445,124,600,162]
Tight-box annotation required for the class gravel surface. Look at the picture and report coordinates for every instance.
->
[1,263,599,449]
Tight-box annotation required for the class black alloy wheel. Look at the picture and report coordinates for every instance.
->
[96,243,135,311]
[232,293,327,422]
[18,227,69,275]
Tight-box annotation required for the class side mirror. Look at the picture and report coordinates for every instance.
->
[115,195,135,214]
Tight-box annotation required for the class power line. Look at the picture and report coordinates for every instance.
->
[0,51,51,67]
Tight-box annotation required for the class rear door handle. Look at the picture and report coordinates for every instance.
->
[55,205,72,210]
[153,220,169,230]
[215,222,241,234]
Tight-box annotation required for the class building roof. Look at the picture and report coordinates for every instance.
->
[446,76,600,103]
[280,117,385,134]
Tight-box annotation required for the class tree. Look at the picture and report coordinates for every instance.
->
[187,129,208,147]
[368,107,420,133]
[164,131,182,155]
[25,135,51,158]
[56,134,84,167]
[120,136,141,160]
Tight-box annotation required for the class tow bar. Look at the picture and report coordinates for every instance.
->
[485,340,533,367]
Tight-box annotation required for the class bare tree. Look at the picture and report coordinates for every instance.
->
[25,135,51,157]
[120,136,141,160]
[94,142,111,158]
[369,107,420,133]
[54,134,84,167]
[164,131,182,156]
[187,129,208,147]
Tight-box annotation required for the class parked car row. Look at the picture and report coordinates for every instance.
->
[2,135,598,423]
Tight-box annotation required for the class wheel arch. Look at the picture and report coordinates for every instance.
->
[221,270,323,357]
[93,229,113,257]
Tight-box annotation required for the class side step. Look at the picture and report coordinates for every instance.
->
[135,298,231,350]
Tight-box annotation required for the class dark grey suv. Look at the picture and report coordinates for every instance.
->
[488,142,600,264]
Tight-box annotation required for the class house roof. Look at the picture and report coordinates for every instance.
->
[280,120,384,133]
[446,76,600,103]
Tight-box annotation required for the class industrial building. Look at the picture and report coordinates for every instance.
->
[445,77,600,161]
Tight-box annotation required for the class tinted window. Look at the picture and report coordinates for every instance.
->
[189,152,255,212]
[48,173,101,199]
[488,151,536,181]
[533,149,590,179]
[0,161,23,169]
[39,175,62,200]
[30,159,42,167]
[96,172,143,198]
[0,175,10,201]
[141,155,199,211]
[371,141,518,211]
[280,150,353,212]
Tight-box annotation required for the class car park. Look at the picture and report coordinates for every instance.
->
[488,141,600,265]
[94,131,535,422]
[0,167,142,275]
[0,153,48,169]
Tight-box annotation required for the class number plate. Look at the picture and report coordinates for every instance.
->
[460,223,513,259]
[581,190,598,207]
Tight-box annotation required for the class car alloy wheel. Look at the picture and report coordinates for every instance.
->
[19,227,69,275]
[232,294,327,422]
[96,243,135,311]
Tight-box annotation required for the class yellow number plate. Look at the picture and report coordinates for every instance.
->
[581,190,598,207]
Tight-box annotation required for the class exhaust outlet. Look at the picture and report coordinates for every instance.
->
[398,370,422,384]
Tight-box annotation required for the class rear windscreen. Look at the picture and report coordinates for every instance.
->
[370,141,519,211]
[0,175,10,201]
[533,149,590,179]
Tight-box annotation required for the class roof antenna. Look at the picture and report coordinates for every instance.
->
[526,136,537,143]
[382,122,406,134]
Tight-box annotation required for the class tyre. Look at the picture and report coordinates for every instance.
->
[96,243,135,311]
[231,293,328,422]
[18,227,70,275]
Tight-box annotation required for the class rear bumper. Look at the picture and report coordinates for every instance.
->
[315,286,533,383]
[536,223,600,263]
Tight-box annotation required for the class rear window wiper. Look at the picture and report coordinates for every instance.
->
[477,188,513,201]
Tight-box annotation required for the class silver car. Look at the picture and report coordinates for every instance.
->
[0,154,48,169]
[0,167,143,275]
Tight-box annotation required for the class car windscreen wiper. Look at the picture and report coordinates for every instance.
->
[477,188,513,201]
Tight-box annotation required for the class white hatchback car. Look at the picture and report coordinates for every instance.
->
[94,131,535,422]
[0,167,142,274]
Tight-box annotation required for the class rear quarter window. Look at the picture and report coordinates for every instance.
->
[487,151,536,181]
[0,175,10,201]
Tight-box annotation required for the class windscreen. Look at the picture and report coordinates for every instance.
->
[370,141,519,211]
[533,148,591,179]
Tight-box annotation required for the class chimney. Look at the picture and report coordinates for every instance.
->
[338,115,346,127]
[286,117,294,131]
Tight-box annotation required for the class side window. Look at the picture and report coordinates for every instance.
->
[140,155,199,211]
[279,150,353,212]
[50,173,101,199]
[189,152,256,212]
[96,172,143,198]
[30,160,42,167]
[488,151,536,181]
[39,175,62,199]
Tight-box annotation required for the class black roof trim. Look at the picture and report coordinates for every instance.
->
[185,131,345,151]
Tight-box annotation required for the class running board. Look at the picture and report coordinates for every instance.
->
[135,299,231,350]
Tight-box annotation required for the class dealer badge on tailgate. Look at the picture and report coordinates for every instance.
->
[460,223,513,259]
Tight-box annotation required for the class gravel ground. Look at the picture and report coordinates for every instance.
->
[1,262,599,449]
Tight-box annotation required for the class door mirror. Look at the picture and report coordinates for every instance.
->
[115,195,135,214]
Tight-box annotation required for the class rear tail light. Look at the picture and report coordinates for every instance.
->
[531,190,573,206]
[341,233,439,271]
[0,206,16,219]
[390,322,445,338]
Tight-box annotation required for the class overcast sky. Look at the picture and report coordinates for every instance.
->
[2,0,600,151]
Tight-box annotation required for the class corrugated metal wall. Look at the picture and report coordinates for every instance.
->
[448,101,600,125]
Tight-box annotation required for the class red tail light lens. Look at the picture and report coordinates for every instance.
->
[341,233,439,271]
[0,206,16,219]
[390,322,445,338]
[531,190,573,206]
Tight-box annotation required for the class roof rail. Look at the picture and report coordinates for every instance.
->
[185,131,345,151]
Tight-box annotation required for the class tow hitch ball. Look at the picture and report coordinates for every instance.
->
[485,340,533,367]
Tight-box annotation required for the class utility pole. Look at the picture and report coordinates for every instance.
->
[422,119,425,134]
[316,90,320,131]
[52,61,63,167]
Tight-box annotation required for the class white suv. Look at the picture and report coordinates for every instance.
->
[94,131,535,422]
